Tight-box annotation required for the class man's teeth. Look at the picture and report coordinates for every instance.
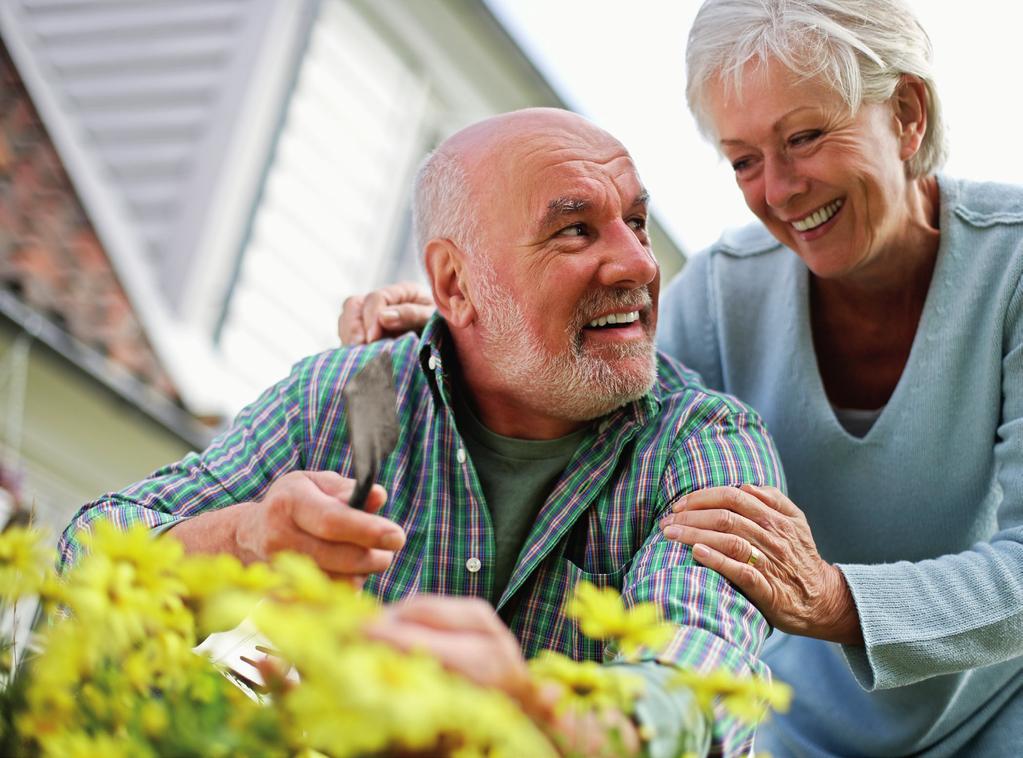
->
[587,311,640,328]
[792,199,843,232]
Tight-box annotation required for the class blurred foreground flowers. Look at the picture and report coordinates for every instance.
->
[0,523,790,757]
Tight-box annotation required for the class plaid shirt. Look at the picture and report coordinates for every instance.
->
[60,316,785,755]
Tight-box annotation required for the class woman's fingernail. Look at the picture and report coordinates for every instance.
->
[663,526,681,540]
[672,496,687,513]
[693,543,711,561]
[659,516,672,528]
[380,308,400,323]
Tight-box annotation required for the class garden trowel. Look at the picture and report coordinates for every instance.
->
[343,351,399,509]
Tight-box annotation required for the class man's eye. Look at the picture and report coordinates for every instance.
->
[556,223,588,237]
[628,216,647,232]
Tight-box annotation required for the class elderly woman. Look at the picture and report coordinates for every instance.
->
[340,1,1023,754]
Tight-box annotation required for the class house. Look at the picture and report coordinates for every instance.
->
[0,0,686,541]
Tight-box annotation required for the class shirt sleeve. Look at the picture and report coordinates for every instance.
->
[837,273,1023,690]
[56,357,311,572]
[621,400,786,757]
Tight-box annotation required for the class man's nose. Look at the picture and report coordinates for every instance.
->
[597,220,658,289]
[763,154,808,210]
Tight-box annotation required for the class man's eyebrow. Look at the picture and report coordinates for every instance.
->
[538,197,591,232]
[537,191,649,233]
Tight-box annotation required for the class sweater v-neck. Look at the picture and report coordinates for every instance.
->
[795,181,954,445]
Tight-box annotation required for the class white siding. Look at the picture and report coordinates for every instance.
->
[217,0,429,395]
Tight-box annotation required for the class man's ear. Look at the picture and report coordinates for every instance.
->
[424,238,475,328]
[892,75,928,162]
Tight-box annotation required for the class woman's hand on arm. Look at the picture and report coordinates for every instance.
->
[338,281,435,345]
[660,484,862,644]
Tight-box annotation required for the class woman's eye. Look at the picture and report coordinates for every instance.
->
[556,223,588,237]
[731,157,754,173]
[789,130,822,147]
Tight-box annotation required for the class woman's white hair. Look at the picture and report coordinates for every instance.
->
[685,0,948,177]
[411,148,480,260]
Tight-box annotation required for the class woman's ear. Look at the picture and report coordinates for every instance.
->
[424,239,475,328]
[892,75,928,162]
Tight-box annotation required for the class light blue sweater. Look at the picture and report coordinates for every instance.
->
[658,176,1023,756]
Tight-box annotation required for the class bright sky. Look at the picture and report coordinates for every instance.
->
[485,1,1023,255]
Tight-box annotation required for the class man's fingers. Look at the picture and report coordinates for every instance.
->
[282,529,395,575]
[290,490,405,551]
[339,294,367,344]
[361,484,388,515]
[302,470,356,498]
[387,595,502,633]
[302,472,388,512]
[366,619,463,662]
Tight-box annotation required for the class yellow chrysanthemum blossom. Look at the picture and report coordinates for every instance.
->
[0,525,48,599]
[565,581,675,659]
[0,522,789,757]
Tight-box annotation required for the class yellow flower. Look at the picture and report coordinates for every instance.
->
[528,651,645,716]
[0,525,49,598]
[672,667,792,724]
[565,581,675,658]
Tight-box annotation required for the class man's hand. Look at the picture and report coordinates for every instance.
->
[366,596,641,757]
[338,281,434,345]
[169,471,405,587]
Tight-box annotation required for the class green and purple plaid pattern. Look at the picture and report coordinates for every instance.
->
[60,316,785,756]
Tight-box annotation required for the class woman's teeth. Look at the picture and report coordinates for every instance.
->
[587,310,640,328]
[792,199,843,232]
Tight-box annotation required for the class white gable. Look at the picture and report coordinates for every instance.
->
[216,0,431,394]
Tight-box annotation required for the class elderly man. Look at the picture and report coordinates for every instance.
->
[60,108,783,756]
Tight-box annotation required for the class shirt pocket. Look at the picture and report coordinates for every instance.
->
[513,555,625,662]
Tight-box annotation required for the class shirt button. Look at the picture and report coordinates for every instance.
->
[465,557,481,573]
[456,447,466,464]
[427,355,439,371]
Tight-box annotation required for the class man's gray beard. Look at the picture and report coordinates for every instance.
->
[472,268,656,423]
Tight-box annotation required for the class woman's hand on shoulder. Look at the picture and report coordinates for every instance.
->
[660,484,863,644]
[338,281,435,345]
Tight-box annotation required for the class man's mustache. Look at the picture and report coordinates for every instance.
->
[572,287,653,332]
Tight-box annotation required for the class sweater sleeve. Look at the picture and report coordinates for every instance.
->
[837,272,1023,690]
[657,253,724,392]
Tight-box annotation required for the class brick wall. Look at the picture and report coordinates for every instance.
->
[0,41,177,401]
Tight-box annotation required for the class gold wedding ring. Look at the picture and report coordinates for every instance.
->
[747,546,761,566]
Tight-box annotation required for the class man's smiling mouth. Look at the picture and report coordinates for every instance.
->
[586,310,641,328]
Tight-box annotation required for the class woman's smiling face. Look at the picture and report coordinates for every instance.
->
[706,60,922,282]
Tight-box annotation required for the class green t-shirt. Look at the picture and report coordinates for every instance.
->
[451,387,586,603]
[451,386,707,758]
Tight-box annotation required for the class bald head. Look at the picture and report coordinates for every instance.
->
[411,108,626,258]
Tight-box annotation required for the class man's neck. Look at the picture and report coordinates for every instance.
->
[448,343,587,440]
